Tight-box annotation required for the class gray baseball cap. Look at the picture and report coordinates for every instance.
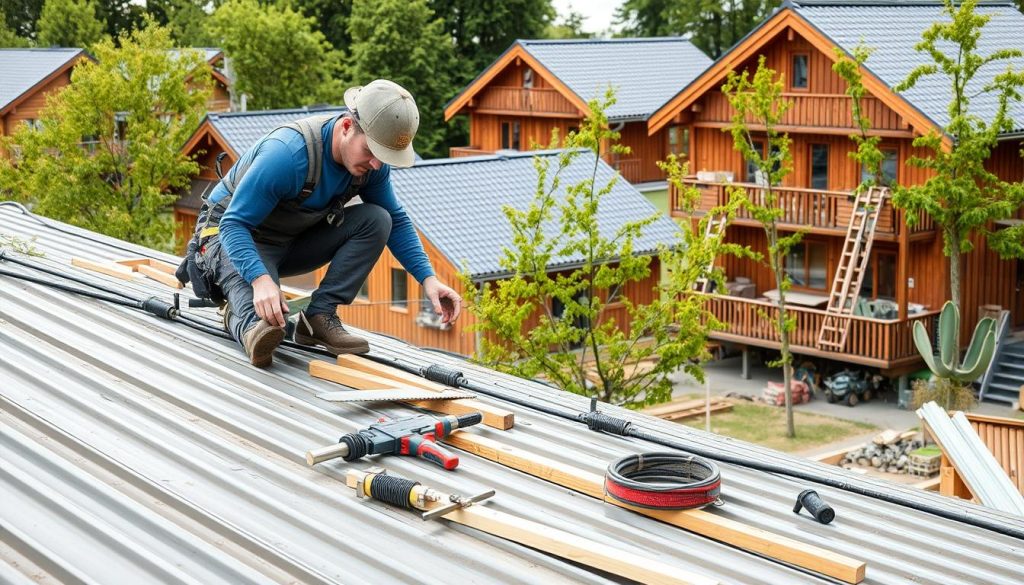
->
[343,79,419,168]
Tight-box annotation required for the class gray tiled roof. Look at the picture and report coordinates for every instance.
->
[205,106,347,155]
[519,38,712,121]
[794,1,1024,134]
[2,203,1023,584]
[0,48,84,112]
[391,150,682,280]
[169,47,222,64]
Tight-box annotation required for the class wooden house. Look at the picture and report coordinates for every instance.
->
[444,38,711,200]
[173,48,233,113]
[0,48,88,136]
[337,150,681,355]
[646,0,1024,395]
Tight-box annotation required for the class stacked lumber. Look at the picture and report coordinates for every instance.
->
[762,380,810,406]
[309,354,514,430]
[643,397,732,421]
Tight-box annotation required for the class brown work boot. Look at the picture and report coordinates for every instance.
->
[242,319,285,368]
[293,310,370,355]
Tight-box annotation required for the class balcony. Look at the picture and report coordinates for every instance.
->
[449,146,493,158]
[611,158,643,184]
[475,87,581,117]
[673,178,935,239]
[696,92,911,136]
[702,294,939,370]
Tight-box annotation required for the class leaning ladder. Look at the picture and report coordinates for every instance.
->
[817,186,889,351]
[696,213,728,294]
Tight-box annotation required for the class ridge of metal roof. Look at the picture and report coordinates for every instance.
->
[1,203,1023,584]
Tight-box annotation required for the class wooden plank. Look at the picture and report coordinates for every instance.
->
[337,354,447,390]
[443,431,866,583]
[659,403,733,422]
[113,257,152,270]
[144,260,178,275]
[71,258,135,281]
[345,470,717,585]
[309,360,513,430]
[137,264,184,289]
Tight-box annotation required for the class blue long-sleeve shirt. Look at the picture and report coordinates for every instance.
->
[209,116,434,285]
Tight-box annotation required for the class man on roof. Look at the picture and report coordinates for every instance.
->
[182,79,461,367]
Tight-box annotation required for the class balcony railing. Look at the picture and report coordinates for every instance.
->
[703,294,939,367]
[475,87,580,116]
[449,146,493,158]
[673,178,935,237]
[612,158,643,184]
[697,92,907,132]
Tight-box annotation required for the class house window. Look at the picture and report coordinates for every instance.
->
[356,279,369,301]
[862,148,898,186]
[114,111,128,142]
[785,241,828,289]
[745,141,779,185]
[810,144,829,190]
[23,118,42,131]
[791,54,809,89]
[501,120,521,150]
[390,268,408,309]
[860,251,897,300]
[523,68,534,89]
[668,126,689,157]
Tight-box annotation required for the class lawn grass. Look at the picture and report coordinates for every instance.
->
[675,396,877,453]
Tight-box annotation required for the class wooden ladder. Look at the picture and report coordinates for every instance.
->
[817,186,889,351]
[695,213,727,294]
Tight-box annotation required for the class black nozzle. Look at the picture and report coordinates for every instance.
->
[340,433,371,461]
[456,412,483,429]
[793,489,835,524]
[140,296,177,319]
[188,297,221,308]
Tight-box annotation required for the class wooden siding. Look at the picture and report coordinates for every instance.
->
[966,414,1024,496]
[1,70,73,136]
[615,122,669,183]
[467,113,579,152]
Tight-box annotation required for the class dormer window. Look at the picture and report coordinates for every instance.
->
[791,54,809,89]
[523,68,534,89]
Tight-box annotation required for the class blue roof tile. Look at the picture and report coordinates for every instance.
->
[206,107,347,155]
[519,38,711,121]
[0,48,84,112]
[390,150,682,280]
[794,1,1024,134]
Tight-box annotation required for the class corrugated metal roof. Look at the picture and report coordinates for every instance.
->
[205,107,347,156]
[794,0,1024,134]
[390,150,682,280]
[518,38,713,121]
[2,202,1023,584]
[0,48,83,112]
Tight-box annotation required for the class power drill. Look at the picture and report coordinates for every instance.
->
[305,412,482,470]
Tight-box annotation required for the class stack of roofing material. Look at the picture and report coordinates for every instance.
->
[918,401,1024,516]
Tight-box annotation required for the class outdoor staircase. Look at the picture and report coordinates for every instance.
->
[980,339,1024,405]
[817,186,888,351]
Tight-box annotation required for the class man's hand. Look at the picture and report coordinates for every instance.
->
[422,276,462,324]
[252,274,289,327]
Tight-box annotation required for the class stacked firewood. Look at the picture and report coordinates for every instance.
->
[840,430,923,475]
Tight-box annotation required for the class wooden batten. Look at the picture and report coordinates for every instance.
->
[442,431,866,583]
[71,258,136,281]
[308,360,514,430]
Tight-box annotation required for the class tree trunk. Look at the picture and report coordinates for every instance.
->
[949,231,963,364]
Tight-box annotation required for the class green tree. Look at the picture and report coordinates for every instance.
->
[831,44,886,190]
[0,24,211,252]
[615,0,779,58]
[723,55,801,438]
[0,8,32,46]
[3,0,44,38]
[346,0,457,158]
[892,0,1024,352]
[146,0,217,47]
[209,0,339,110]
[37,0,107,47]
[280,0,352,51]
[95,0,146,41]
[466,91,730,407]
[544,6,590,39]
[430,0,555,82]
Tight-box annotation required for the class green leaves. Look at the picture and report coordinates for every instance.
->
[913,300,997,382]
[464,91,718,408]
[37,0,107,48]
[0,23,210,252]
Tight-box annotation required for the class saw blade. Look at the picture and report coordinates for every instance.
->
[316,388,477,402]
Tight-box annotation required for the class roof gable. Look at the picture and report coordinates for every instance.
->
[447,38,712,123]
[389,150,682,280]
[0,48,85,114]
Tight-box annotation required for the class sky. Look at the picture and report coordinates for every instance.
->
[552,0,624,35]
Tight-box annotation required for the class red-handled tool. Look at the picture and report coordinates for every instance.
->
[306,412,482,470]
